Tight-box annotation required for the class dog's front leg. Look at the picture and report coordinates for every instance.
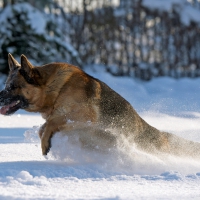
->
[40,116,90,155]
[38,123,46,139]
[40,116,70,155]
[41,121,59,155]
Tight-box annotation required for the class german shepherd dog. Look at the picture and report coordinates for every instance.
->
[0,54,200,159]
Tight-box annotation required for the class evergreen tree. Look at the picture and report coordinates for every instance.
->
[0,1,82,74]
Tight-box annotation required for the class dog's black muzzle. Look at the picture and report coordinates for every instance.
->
[0,89,12,106]
[0,89,28,115]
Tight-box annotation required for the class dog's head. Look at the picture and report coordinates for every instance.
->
[0,54,43,115]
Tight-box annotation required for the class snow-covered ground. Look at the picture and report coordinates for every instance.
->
[0,65,200,199]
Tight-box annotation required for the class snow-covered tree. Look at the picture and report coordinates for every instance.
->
[0,1,82,74]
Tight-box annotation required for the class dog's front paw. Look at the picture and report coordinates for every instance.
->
[41,137,51,155]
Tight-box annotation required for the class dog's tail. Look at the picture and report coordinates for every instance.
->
[163,131,200,159]
[134,121,200,160]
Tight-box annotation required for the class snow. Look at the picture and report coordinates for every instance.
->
[0,3,46,35]
[0,65,200,199]
[12,3,46,34]
[142,0,184,11]
[142,0,200,26]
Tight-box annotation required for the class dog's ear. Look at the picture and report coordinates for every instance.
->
[8,53,20,71]
[20,54,38,85]
[20,54,34,76]
[20,54,41,85]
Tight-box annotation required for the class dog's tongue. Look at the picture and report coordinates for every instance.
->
[0,105,10,115]
[0,102,17,115]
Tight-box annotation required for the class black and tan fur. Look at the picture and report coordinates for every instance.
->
[0,53,200,159]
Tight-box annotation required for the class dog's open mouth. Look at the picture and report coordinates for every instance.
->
[0,100,21,115]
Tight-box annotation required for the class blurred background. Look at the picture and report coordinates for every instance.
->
[0,0,200,81]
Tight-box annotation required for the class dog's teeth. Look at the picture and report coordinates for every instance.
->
[16,100,20,105]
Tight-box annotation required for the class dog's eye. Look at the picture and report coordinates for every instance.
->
[7,84,19,90]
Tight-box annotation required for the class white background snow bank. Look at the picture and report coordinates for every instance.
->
[142,0,200,26]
